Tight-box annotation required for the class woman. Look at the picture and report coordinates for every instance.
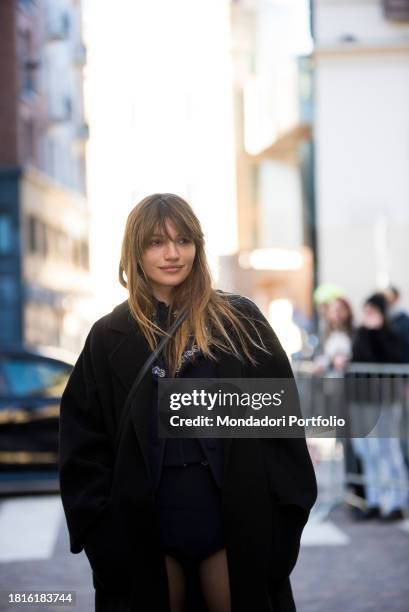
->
[350,293,409,521]
[59,193,317,612]
[313,297,354,374]
[312,297,368,513]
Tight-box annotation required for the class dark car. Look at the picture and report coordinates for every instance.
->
[0,345,75,494]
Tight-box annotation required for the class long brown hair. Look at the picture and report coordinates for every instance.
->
[119,193,269,375]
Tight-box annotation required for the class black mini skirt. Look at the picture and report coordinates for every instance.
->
[154,462,225,566]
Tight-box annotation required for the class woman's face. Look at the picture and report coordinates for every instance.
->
[327,299,349,327]
[362,303,384,329]
[140,218,196,295]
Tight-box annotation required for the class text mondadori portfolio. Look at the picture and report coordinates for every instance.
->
[168,415,344,428]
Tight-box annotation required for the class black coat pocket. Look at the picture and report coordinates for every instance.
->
[270,502,309,585]
[83,502,133,593]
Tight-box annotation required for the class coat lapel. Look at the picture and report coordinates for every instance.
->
[106,299,244,485]
[106,300,154,478]
[106,300,152,393]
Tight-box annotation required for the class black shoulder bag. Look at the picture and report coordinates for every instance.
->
[114,308,189,454]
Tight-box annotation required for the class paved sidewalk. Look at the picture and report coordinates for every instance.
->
[0,496,408,611]
[292,504,409,612]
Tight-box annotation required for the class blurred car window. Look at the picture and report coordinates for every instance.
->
[0,357,71,397]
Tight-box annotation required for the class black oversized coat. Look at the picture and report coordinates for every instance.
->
[58,294,317,612]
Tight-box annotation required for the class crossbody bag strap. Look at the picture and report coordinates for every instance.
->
[114,308,189,454]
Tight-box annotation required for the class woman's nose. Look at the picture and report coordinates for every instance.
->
[164,241,179,259]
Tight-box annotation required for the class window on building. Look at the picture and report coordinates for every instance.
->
[78,156,86,194]
[46,138,55,177]
[19,28,30,57]
[22,118,35,162]
[19,28,38,94]
[46,226,56,257]
[0,275,17,305]
[0,214,13,254]
[43,222,49,257]
[72,239,80,267]
[56,230,70,260]
[383,0,409,20]
[65,96,72,120]
[62,12,71,36]
[28,216,87,267]
[27,215,47,256]
[23,59,38,93]
[28,215,37,253]
[80,241,89,270]
[19,0,37,8]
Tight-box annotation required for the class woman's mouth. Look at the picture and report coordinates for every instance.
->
[159,266,183,273]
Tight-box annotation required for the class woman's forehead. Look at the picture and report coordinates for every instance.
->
[151,217,187,237]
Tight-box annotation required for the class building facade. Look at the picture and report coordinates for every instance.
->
[313,0,409,311]
[0,0,90,352]
[223,0,316,351]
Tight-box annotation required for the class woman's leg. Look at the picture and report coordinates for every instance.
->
[165,554,186,612]
[198,548,231,612]
[371,404,408,513]
[377,436,409,513]
[351,436,381,507]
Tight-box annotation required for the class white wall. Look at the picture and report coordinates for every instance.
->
[315,0,409,45]
[314,0,409,312]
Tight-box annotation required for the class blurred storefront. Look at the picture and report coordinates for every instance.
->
[0,0,91,353]
[227,0,315,342]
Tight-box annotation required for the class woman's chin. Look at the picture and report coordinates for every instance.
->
[155,273,189,287]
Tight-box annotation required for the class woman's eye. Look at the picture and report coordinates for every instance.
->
[178,237,191,245]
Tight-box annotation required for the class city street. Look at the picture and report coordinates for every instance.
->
[0,495,408,612]
[1,0,409,610]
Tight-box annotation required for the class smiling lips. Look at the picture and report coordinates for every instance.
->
[159,266,183,273]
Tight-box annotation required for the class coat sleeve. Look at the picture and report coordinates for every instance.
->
[58,320,115,554]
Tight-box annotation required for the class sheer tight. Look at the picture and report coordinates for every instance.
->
[165,548,231,612]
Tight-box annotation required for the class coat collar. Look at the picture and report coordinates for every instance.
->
[107,299,139,334]
[106,299,152,393]
[105,299,242,482]
[106,298,244,387]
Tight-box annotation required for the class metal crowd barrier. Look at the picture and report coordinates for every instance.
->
[292,361,409,519]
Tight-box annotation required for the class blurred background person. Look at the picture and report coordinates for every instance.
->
[384,286,409,363]
[312,296,354,374]
[310,295,368,515]
[350,293,409,522]
[384,286,409,474]
[312,284,346,356]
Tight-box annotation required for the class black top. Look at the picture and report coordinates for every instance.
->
[351,325,404,363]
[148,298,225,489]
[390,311,409,363]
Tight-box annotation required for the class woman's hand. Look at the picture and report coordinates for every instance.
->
[332,354,349,371]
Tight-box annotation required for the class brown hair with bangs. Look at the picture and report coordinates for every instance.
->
[119,193,270,375]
